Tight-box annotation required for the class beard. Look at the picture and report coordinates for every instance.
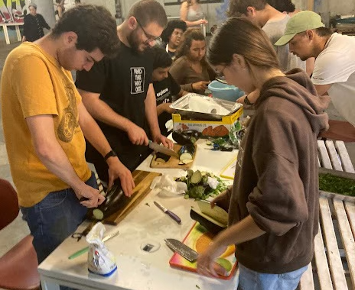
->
[127,29,148,54]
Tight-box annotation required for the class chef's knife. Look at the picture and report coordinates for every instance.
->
[165,238,198,262]
[148,140,179,158]
[154,201,181,224]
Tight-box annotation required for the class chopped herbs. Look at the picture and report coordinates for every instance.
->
[319,173,355,197]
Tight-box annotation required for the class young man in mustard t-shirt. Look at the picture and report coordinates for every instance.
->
[0,5,135,266]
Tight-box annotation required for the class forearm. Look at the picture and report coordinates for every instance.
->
[181,83,194,92]
[213,215,265,248]
[35,139,86,192]
[156,103,166,116]
[145,86,161,137]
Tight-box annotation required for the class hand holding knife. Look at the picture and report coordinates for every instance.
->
[154,201,181,224]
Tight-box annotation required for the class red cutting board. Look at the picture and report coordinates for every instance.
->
[169,222,238,280]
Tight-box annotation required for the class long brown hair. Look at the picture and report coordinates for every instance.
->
[175,28,205,61]
[208,17,279,71]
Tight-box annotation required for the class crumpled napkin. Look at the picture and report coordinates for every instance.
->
[150,174,187,197]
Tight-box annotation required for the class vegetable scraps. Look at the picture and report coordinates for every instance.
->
[176,170,228,200]
[319,173,355,197]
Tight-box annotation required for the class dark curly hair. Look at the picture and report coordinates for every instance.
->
[161,20,187,44]
[51,5,119,57]
[266,0,295,13]
[151,46,172,69]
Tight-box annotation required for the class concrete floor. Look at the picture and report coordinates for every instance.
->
[0,40,354,288]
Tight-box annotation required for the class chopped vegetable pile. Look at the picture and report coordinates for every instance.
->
[176,170,228,200]
[319,173,355,197]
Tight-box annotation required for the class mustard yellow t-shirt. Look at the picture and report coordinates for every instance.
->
[0,42,91,207]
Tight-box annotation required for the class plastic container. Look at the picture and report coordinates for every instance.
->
[208,80,244,102]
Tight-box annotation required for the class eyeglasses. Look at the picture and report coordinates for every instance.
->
[136,18,162,43]
[215,64,228,83]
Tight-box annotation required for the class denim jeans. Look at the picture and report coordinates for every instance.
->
[21,172,97,264]
[237,263,308,290]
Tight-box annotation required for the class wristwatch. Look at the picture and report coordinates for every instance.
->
[244,95,254,106]
[104,150,117,162]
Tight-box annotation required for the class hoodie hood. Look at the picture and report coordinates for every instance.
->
[256,68,330,135]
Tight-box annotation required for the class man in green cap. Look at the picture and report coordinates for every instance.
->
[276,11,355,141]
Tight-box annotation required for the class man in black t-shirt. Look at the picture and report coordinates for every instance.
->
[75,0,173,184]
[151,46,185,136]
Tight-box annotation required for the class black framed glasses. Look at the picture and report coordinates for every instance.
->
[136,18,162,43]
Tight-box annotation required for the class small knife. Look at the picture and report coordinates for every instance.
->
[154,201,181,224]
[165,238,198,262]
[148,140,179,158]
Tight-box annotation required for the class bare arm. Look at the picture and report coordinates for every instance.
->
[314,84,332,97]
[78,88,148,146]
[180,2,207,27]
[145,84,173,148]
[78,102,135,195]
[197,215,265,277]
[26,114,104,208]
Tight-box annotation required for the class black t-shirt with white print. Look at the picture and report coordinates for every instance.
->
[75,42,153,170]
[153,72,180,136]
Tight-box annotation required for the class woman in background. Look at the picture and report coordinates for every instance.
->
[169,29,215,94]
[22,3,50,42]
[196,17,329,290]
[180,0,207,29]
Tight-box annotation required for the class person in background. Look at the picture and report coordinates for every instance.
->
[76,0,173,185]
[22,3,50,42]
[1,4,134,277]
[266,0,299,16]
[55,0,65,18]
[196,17,329,290]
[266,0,315,76]
[228,0,305,73]
[228,0,306,106]
[180,0,208,29]
[169,29,215,94]
[161,19,187,60]
[275,11,355,142]
[151,46,186,136]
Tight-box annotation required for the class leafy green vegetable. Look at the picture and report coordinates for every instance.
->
[319,173,355,197]
[176,170,228,200]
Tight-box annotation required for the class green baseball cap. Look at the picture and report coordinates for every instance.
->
[275,11,325,46]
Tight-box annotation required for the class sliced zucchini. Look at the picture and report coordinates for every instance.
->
[93,209,104,220]
[180,152,193,161]
[190,170,202,184]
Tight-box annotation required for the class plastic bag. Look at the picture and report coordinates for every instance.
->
[87,222,117,276]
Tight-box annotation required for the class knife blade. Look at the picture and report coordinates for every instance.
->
[154,201,181,224]
[148,140,179,158]
[165,238,198,262]
[68,230,120,260]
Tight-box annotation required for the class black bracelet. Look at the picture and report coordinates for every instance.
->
[104,150,117,162]
[244,95,254,105]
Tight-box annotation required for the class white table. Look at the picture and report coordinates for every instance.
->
[0,22,23,44]
[38,140,239,290]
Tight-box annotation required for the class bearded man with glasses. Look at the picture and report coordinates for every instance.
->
[76,0,173,186]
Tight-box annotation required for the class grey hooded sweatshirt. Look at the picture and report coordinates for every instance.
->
[229,69,329,273]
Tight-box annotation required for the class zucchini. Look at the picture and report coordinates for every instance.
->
[172,131,194,146]
[190,170,202,184]
[179,144,195,162]
[92,185,130,220]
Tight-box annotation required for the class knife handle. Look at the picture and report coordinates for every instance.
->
[166,210,181,224]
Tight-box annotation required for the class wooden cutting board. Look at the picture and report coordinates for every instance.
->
[150,144,196,169]
[102,170,161,224]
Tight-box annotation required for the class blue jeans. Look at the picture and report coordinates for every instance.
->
[237,263,308,290]
[21,172,97,264]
